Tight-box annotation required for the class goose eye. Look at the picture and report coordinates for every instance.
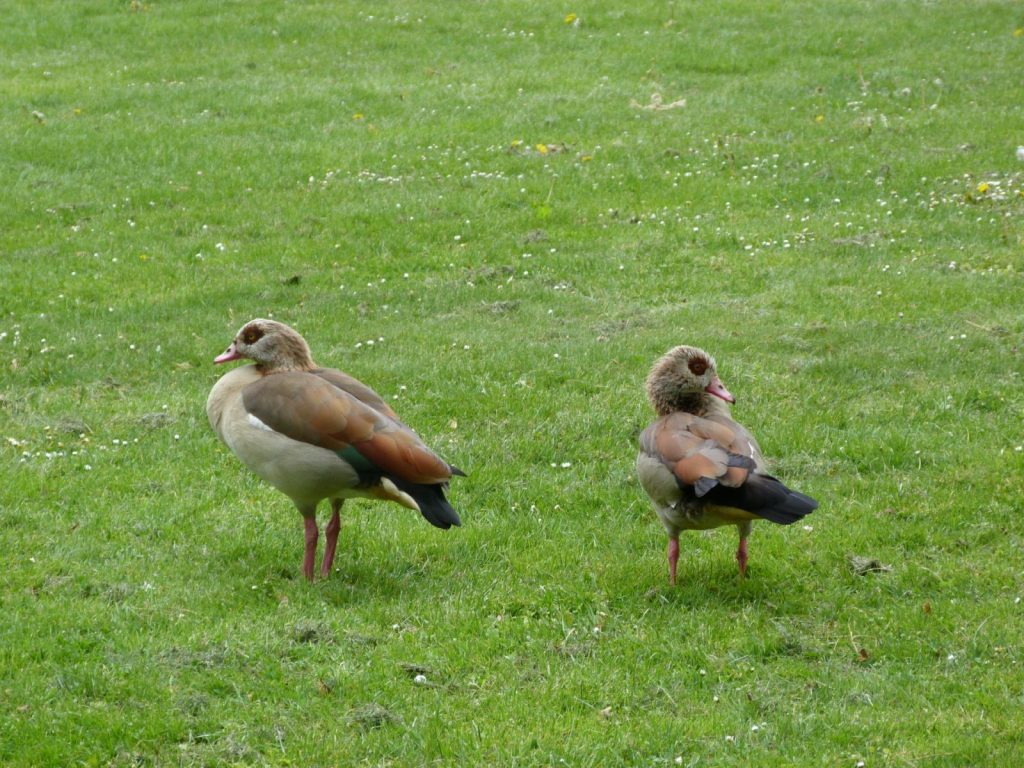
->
[241,325,263,345]
[688,357,708,376]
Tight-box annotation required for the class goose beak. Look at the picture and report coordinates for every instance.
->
[214,343,242,364]
[705,376,735,403]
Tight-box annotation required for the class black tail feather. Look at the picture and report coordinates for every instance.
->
[390,478,462,529]
[696,474,818,525]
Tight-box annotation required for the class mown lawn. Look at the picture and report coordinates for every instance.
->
[2,1,1022,765]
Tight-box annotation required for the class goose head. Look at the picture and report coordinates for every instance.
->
[645,345,735,416]
[214,319,316,372]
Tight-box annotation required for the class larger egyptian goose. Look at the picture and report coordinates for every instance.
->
[636,345,817,582]
[206,319,463,580]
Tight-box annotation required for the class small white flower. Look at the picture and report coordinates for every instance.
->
[413,674,428,685]
[1016,146,1024,162]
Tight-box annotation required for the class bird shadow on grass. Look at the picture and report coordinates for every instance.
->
[641,563,812,616]
[269,542,459,610]
[314,564,428,608]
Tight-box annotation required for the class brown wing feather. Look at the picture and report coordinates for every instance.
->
[704,413,762,469]
[640,412,754,492]
[243,372,452,484]
[312,367,399,419]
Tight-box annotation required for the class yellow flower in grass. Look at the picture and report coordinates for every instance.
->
[353,112,365,121]
[1014,27,1023,37]
[565,13,577,24]
[536,143,549,155]
[977,182,989,194]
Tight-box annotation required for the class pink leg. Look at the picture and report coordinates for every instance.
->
[302,516,319,582]
[667,538,680,585]
[319,500,343,579]
[736,537,749,578]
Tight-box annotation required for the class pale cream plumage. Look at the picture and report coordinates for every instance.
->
[636,345,817,582]
[207,319,462,580]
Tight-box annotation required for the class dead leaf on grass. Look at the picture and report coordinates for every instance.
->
[848,555,893,575]
[399,662,435,678]
[631,93,686,111]
[348,703,398,729]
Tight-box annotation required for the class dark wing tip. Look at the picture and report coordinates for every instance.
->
[791,491,819,512]
[450,465,468,478]
[694,476,718,498]
[422,503,462,529]
[390,477,463,529]
[728,454,757,469]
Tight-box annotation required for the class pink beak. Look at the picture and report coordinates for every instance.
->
[705,376,735,403]
[214,343,242,364]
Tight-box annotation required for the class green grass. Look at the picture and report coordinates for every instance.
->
[2,0,1023,765]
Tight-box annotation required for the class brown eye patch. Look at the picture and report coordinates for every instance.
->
[688,357,708,376]
[241,325,264,345]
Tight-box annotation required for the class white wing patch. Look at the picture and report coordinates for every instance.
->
[247,412,276,433]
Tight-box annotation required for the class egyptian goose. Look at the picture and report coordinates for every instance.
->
[206,319,463,580]
[635,346,817,582]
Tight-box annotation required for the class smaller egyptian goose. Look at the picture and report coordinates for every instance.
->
[635,346,817,582]
[206,319,463,580]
